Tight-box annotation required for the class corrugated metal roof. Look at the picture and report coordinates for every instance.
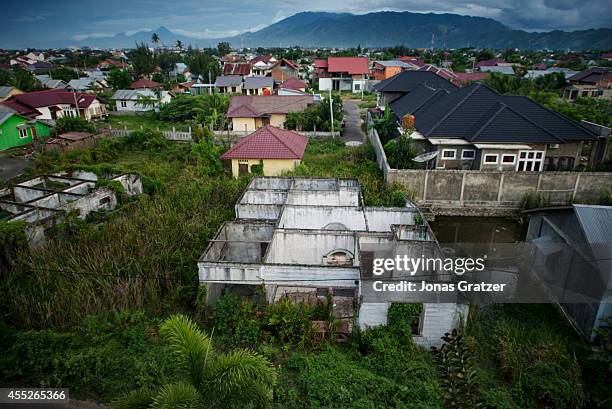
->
[573,205,612,243]
[244,76,273,89]
[0,86,14,99]
[215,76,243,87]
[112,89,156,100]
[0,112,13,126]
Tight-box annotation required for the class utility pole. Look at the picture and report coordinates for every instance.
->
[329,86,334,138]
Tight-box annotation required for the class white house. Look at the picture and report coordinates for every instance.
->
[112,89,172,113]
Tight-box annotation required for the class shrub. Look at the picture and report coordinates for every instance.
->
[54,116,95,134]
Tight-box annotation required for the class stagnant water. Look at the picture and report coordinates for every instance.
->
[430,216,527,244]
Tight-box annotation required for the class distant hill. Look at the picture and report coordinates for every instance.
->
[48,12,612,50]
[55,26,202,49]
[220,11,612,50]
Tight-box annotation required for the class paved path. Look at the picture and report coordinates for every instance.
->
[0,157,31,182]
[341,99,366,145]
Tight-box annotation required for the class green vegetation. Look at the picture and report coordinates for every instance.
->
[105,113,190,131]
[0,130,610,409]
[55,116,95,134]
[483,72,612,127]
[285,95,344,132]
[112,314,277,409]
[288,138,409,206]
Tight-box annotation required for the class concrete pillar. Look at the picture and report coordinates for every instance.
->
[497,173,505,202]
[204,283,225,305]
[265,284,277,304]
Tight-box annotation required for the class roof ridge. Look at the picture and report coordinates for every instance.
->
[412,87,446,115]
[504,94,598,139]
[425,84,482,137]
[498,100,564,142]
[266,126,301,157]
[466,102,507,141]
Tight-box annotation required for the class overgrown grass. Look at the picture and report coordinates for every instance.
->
[2,133,246,329]
[103,114,190,132]
[290,138,408,206]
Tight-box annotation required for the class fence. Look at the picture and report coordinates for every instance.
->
[98,125,337,145]
[365,111,612,210]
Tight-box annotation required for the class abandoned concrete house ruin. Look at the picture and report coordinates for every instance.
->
[0,171,142,244]
[198,177,467,347]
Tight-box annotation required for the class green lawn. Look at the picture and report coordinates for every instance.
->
[102,114,191,132]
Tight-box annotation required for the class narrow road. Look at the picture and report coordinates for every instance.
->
[341,99,366,145]
[0,157,31,182]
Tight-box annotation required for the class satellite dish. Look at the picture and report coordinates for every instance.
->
[412,151,438,162]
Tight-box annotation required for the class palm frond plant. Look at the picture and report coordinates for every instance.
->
[111,314,277,409]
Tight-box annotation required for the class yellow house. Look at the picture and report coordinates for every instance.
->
[220,125,308,177]
[228,95,314,133]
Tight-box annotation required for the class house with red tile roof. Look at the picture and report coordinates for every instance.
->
[249,55,277,65]
[220,125,308,177]
[280,78,308,92]
[223,63,252,76]
[398,56,426,69]
[228,95,314,133]
[1,89,106,122]
[129,79,162,89]
[455,72,490,85]
[314,56,369,93]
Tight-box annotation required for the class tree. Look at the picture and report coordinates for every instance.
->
[372,105,398,145]
[54,116,94,134]
[112,314,277,409]
[188,50,219,80]
[217,41,231,57]
[136,94,158,110]
[107,68,132,90]
[12,69,40,91]
[129,42,156,78]
[49,67,79,82]
[156,50,178,81]
[151,33,160,47]
[176,40,183,50]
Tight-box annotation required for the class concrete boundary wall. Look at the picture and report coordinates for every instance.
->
[365,111,612,209]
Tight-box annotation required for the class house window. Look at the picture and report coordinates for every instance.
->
[461,149,475,159]
[231,87,236,93]
[442,149,456,160]
[354,83,361,91]
[483,154,498,164]
[120,101,127,108]
[18,128,29,138]
[501,154,516,164]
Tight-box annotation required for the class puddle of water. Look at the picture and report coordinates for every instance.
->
[430,216,526,244]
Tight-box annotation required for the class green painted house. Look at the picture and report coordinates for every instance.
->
[0,111,52,151]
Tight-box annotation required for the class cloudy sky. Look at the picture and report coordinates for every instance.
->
[2,0,611,48]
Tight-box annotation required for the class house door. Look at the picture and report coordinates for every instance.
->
[30,127,37,141]
[262,117,270,126]
[517,150,544,171]
[238,163,249,176]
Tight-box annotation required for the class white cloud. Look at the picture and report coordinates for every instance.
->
[71,32,115,41]
[170,28,242,39]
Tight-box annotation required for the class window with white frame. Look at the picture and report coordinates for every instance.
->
[18,127,29,138]
[120,101,127,108]
[483,154,498,164]
[501,154,516,164]
[442,149,457,160]
[461,149,476,159]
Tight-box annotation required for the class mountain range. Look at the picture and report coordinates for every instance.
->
[56,11,612,50]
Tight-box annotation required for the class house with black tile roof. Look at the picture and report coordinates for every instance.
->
[388,83,603,171]
[373,70,458,107]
